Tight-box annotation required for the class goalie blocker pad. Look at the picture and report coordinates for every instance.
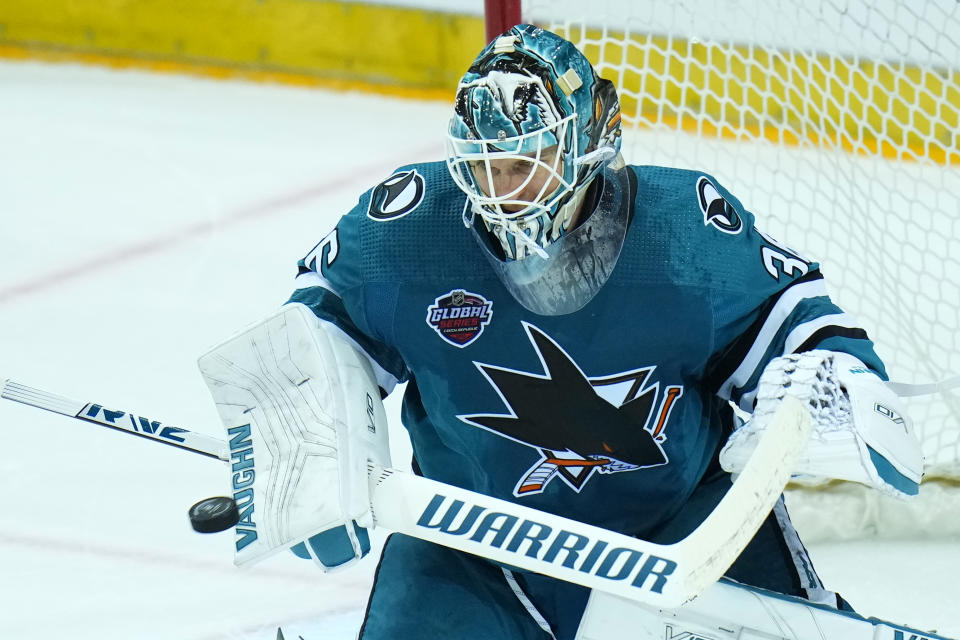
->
[198,303,391,569]
[576,577,956,640]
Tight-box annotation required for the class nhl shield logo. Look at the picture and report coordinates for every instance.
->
[427,289,493,348]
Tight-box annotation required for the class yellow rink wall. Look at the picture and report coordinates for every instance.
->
[0,0,484,101]
[560,29,960,166]
[1,2,956,164]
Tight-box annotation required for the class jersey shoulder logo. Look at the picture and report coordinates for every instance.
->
[460,323,684,497]
[426,289,493,347]
[696,176,743,234]
[367,169,426,220]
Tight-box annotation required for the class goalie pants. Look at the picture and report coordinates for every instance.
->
[357,472,838,640]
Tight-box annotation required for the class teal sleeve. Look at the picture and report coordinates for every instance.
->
[286,201,410,391]
[286,285,409,388]
[701,176,885,411]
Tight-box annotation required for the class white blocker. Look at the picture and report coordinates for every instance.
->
[198,303,391,568]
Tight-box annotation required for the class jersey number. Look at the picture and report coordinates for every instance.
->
[761,246,809,280]
[303,228,340,272]
[757,230,810,281]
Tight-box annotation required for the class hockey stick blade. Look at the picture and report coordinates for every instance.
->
[1,377,809,607]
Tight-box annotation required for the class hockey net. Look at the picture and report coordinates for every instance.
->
[497,0,960,540]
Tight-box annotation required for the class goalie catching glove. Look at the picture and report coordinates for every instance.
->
[720,350,922,498]
[198,303,391,570]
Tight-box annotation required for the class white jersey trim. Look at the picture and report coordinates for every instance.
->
[772,499,838,607]
[293,269,340,294]
[738,312,861,410]
[292,274,399,394]
[316,317,400,395]
[718,279,829,404]
[782,312,859,354]
[502,568,557,639]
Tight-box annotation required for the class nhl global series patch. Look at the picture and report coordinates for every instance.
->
[426,289,493,348]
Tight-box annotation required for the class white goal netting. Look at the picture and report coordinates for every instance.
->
[520,0,960,539]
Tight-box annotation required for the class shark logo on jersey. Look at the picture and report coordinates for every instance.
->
[367,169,425,220]
[427,289,494,347]
[697,176,743,234]
[460,322,683,497]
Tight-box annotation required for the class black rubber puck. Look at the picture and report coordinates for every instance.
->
[188,496,240,533]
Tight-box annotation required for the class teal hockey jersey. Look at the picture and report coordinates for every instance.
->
[287,161,883,539]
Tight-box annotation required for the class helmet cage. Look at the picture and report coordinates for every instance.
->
[445,24,624,261]
[446,112,581,258]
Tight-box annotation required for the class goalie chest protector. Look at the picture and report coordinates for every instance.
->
[289,160,875,539]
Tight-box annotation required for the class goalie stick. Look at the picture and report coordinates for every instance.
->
[1,375,809,608]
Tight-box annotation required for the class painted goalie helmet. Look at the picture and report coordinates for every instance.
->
[446,24,623,261]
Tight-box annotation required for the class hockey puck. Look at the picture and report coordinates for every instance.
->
[188,496,240,533]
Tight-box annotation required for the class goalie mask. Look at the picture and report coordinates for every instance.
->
[446,24,623,263]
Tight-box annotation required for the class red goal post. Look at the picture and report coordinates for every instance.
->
[483,0,960,540]
[483,0,521,43]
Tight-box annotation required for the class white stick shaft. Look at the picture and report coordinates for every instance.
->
[1,376,808,608]
[367,396,810,608]
[1,378,228,461]
[368,464,688,604]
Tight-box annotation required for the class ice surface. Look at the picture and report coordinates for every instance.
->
[0,61,956,639]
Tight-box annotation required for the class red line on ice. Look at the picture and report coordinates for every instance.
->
[0,146,438,307]
[0,528,324,584]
